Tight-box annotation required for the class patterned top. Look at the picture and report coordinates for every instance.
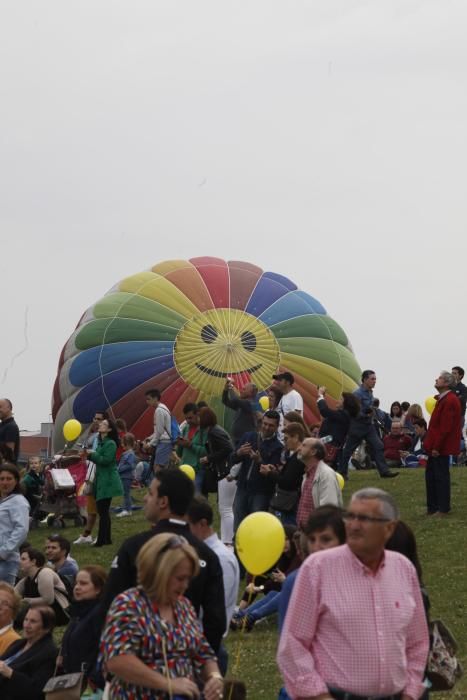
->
[100,587,216,699]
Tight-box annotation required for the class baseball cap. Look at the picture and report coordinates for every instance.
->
[272,372,295,384]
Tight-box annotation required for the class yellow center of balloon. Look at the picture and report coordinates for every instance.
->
[174,308,280,395]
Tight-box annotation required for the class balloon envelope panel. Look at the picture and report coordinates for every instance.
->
[52,257,361,450]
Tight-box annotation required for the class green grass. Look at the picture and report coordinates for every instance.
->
[27,470,467,699]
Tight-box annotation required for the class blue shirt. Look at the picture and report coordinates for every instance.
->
[354,385,374,420]
[278,569,300,633]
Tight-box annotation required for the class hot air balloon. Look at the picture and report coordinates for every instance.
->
[52,258,361,450]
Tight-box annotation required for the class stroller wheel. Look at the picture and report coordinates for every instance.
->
[48,516,65,529]
[74,515,86,527]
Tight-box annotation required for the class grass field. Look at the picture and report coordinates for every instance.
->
[27,468,467,699]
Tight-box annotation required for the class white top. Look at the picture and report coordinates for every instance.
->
[205,532,240,635]
[278,388,304,437]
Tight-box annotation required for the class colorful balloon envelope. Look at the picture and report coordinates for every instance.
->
[52,257,361,449]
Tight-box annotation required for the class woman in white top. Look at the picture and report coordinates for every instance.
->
[0,464,29,585]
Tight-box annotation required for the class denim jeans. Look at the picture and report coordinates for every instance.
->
[121,477,133,511]
[233,487,271,532]
[341,420,391,477]
[0,557,19,585]
[239,590,280,622]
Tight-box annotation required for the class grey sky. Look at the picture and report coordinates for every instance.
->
[1,0,466,430]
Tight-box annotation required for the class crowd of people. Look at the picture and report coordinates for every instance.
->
[0,364,464,699]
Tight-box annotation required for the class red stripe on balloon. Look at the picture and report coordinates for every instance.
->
[189,256,230,308]
[228,260,263,311]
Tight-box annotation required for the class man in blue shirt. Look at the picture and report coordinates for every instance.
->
[340,370,399,479]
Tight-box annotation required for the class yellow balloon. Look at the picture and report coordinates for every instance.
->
[179,464,196,481]
[336,472,345,491]
[425,396,437,415]
[63,419,82,442]
[235,512,285,575]
[259,396,270,411]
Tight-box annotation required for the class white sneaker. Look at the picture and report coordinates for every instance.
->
[73,534,93,544]
[91,537,98,545]
[116,510,131,518]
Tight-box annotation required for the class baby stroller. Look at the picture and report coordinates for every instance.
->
[39,450,87,529]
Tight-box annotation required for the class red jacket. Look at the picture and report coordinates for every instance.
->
[383,433,412,460]
[424,391,461,456]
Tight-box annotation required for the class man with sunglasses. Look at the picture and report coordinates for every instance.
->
[278,488,429,700]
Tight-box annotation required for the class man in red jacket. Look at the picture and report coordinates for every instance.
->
[424,370,462,516]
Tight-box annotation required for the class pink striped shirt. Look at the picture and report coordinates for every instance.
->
[277,544,429,700]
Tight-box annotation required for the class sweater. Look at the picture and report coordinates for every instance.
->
[89,437,123,501]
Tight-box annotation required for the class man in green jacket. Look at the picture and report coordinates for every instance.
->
[176,403,207,494]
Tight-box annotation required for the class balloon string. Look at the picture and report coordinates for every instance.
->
[229,573,256,698]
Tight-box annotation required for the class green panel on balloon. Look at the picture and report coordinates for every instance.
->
[281,353,358,398]
[278,337,361,382]
[94,293,186,329]
[75,319,179,350]
[271,316,349,346]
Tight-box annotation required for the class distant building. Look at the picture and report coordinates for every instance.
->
[19,422,53,464]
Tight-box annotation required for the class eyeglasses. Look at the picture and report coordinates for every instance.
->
[342,511,391,524]
[159,535,187,555]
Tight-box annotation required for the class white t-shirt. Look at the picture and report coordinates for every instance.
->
[277,389,304,437]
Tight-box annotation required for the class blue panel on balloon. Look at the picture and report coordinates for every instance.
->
[246,277,295,317]
[73,356,175,423]
[262,272,297,291]
[69,342,174,386]
[259,291,321,326]
[294,291,327,315]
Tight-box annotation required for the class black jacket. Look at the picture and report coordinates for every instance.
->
[234,431,283,496]
[221,389,259,443]
[100,518,226,653]
[317,398,350,447]
[0,633,57,700]
[60,598,102,678]
[454,381,467,416]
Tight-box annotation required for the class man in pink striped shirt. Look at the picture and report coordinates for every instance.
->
[277,488,429,700]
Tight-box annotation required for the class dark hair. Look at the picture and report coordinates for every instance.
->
[47,534,71,556]
[263,409,280,424]
[94,410,108,421]
[385,521,423,581]
[115,418,127,432]
[199,407,217,429]
[24,547,46,567]
[390,401,402,417]
[400,401,410,412]
[303,505,346,544]
[145,389,161,400]
[373,398,380,408]
[156,469,195,516]
[412,418,427,431]
[342,392,361,418]
[283,422,306,441]
[452,365,465,379]
[0,463,22,493]
[310,440,326,461]
[183,403,198,415]
[266,385,283,409]
[361,370,375,382]
[284,411,311,436]
[283,523,298,560]
[19,541,31,554]
[187,496,213,526]
[0,399,13,410]
[80,565,108,593]
[197,401,208,409]
[100,418,120,445]
[0,444,15,464]
[30,605,56,632]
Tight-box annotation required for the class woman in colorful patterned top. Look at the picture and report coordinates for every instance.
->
[100,532,224,700]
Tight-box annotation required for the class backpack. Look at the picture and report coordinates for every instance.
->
[160,406,181,447]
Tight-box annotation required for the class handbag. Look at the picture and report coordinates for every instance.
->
[270,486,299,512]
[427,619,463,690]
[82,461,96,496]
[43,671,84,700]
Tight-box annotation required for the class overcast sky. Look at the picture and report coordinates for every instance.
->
[1,0,466,430]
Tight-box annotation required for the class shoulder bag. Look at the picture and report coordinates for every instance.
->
[427,619,464,690]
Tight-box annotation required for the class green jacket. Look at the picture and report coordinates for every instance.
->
[176,425,208,472]
[89,437,123,501]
